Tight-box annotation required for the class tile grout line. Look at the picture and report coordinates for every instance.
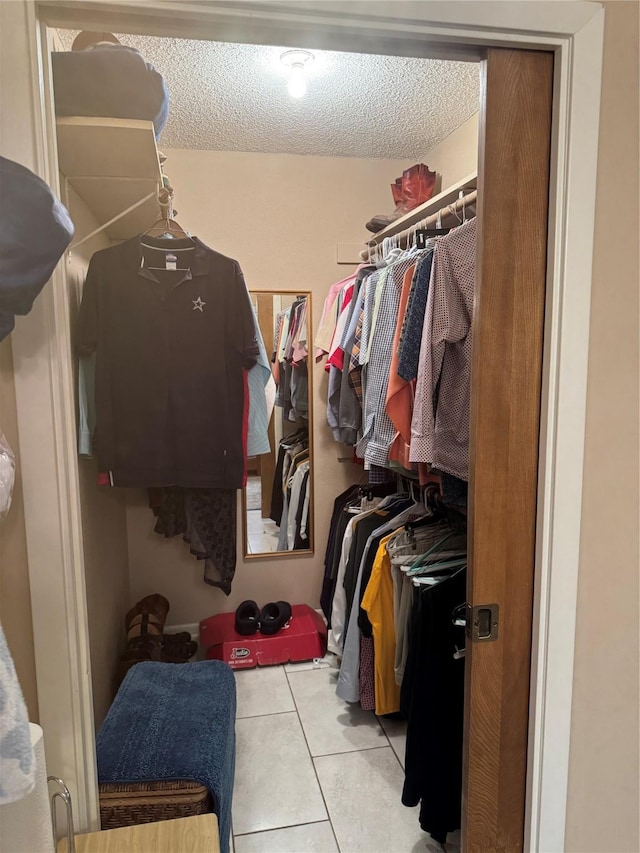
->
[378,718,407,774]
[288,669,411,835]
[235,707,297,721]
[284,666,342,853]
[233,817,332,839]
[232,666,406,848]
[232,670,300,846]
[312,743,397,759]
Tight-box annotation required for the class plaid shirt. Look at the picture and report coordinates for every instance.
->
[356,255,418,469]
[348,273,376,403]
[410,218,477,480]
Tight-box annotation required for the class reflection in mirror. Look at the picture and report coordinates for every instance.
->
[242,291,313,558]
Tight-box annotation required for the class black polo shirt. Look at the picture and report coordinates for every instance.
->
[76,235,258,488]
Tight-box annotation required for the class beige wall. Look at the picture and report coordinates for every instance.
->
[0,339,39,722]
[565,2,640,850]
[65,186,131,728]
[420,113,478,189]
[126,148,423,624]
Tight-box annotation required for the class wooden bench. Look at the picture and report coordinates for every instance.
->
[56,814,220,853]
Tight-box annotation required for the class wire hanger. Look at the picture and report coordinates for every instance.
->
[459,189,467,223]
[415,206,450,247]
[140,185,194,272]
[447,199,464,226]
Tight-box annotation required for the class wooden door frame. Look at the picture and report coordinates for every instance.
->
[6,1,604,849]
[464,48,554,852]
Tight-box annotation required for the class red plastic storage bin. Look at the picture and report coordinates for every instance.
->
[199,604,327,670]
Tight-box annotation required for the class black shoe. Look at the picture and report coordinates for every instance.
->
[235,600,261,636]
[259,601,292,636]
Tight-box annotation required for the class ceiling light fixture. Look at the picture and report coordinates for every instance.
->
[280,50,314,99]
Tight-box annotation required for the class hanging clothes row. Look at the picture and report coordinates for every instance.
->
[265,294,312,551]
[76,233,274,594]
[268,429,311,551]
[318,212,476,847]
[272,295,309,424]
[316,215,476,509]
[322,481,467,846]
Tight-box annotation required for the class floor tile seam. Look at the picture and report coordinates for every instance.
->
[283,664,332,673]
[378,718,407,772]
[387,739,406,774]
[284,667,339,679]
[233,682,328,841]
[312,744,395,760]
[235,707,297,721]
[232,817,333,839]
[284,668,389,743]
[284,667,342,853]
[374,715,398,757]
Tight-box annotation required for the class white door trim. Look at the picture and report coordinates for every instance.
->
[9,2,604,848]
[526,10,605,851]
[1,1,100,832]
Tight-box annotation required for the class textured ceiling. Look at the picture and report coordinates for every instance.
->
[57,32,479,159]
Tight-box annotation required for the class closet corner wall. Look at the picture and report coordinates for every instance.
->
[63,184,131,728]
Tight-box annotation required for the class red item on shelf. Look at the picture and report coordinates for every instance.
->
[401,163,437,212]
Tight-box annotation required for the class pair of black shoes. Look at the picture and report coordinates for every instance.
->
[235,600,292,636]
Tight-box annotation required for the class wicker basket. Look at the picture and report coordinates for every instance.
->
[99,780,212,830]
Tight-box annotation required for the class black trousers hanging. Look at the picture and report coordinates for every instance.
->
[401,568,467,844]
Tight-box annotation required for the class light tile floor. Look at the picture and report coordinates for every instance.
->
[246,510,280,554]
[231,663,461,853]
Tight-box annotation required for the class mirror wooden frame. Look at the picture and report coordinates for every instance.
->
[241,290,314,560]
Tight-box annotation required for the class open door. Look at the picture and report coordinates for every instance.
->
[463,48,554,852]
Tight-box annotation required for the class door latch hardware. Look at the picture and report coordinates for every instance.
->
[466,603,499,643]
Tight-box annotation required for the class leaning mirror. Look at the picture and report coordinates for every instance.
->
[242,291,313,558]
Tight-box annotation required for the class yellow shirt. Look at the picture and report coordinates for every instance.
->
[361,533,400,716]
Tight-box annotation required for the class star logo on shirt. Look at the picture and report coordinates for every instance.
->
[192,297,206,312]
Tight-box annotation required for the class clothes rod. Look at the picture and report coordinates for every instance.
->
[360,189,478,261]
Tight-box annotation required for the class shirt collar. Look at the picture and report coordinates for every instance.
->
[132,234,210,279]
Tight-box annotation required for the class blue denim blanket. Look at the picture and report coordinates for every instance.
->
[97,661,236,853]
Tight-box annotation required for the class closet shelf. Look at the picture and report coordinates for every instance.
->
[56,116,162,241]
[364,171,478,248]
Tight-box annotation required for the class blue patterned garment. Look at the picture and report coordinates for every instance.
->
[0,625,35,804]
[397,250,434,382]
[247,312,273,457]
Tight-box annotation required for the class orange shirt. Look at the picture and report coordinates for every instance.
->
[386,263,416,469]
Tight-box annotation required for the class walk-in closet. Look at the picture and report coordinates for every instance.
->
[52,29,483,851]
[6,2,611,852]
